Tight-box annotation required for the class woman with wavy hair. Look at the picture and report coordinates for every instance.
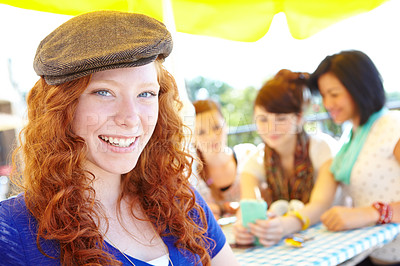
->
[0,11,238,266]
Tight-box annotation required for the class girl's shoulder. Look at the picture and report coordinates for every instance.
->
[309,132,339,155]
[308,132,338,170]
[0,194,60,264]
[232,143,257,163]
[0,193,28,227]
[375,110,400,128]
[367,110,400,149]
[0,194,31,263]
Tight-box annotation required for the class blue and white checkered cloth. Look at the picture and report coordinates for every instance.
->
[233,223,400,265]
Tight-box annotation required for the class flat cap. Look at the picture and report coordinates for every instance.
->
[33,11,173,85]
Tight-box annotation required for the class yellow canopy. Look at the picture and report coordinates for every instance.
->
[0,0,389,41]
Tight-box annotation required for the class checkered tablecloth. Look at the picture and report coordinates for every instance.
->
[231,223,400,265]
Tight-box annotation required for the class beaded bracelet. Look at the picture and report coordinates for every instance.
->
[372,202,393,224]
[287,211,310,230]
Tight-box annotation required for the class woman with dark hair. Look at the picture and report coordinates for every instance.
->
[0,11,238,265]
[233,69,338,247]
[192,99,255,220]
[309,50,386,126]
[307,50,400,265]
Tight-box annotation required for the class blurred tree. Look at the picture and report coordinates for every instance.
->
[185,76,230,102]
[220,86,261,146]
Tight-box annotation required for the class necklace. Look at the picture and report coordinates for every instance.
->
[105,235,137,266]
[104,226,174,266]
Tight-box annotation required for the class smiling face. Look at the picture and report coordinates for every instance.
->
[72,63,159,177]
[318,72,359,126]
[254,106,300,149]
[195,109,227,154]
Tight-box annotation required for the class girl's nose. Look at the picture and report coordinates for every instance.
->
[267,118,278,133]
[115,98,140,128]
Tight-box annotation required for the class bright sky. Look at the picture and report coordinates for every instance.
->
[0,0,399,100]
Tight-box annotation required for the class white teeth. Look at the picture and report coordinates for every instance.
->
[120,139,127,147]
[99,136,135,147]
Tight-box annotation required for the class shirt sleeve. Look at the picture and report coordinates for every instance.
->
[309,133,338,175]
[240,143,266,182]
[192,188,226,258]
[0,198,26,265]
[371,111,400,154]
[0,195,60,265]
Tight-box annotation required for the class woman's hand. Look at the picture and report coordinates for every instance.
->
[248,216,285,247]
[321,206,379,231]
[233,212,285,247]
[232,221,255,246]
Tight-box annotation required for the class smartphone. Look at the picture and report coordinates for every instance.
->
[240,199,268,227]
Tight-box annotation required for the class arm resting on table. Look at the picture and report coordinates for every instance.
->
[281,159,338,234]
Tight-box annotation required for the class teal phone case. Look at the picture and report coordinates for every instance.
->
[240,199,268,227]
[240,199,267,246]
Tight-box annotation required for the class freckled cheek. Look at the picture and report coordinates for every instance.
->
[72,111,105,137]
[142,110,159,133]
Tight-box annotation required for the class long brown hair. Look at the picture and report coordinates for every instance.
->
[12,59,211,265]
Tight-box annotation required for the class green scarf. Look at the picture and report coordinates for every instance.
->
[331,108,388,185]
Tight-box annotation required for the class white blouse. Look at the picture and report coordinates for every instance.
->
[343,111,400,263]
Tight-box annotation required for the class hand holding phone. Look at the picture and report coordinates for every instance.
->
[239,199,268,246]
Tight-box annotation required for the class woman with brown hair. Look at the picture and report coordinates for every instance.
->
[192,99,255,220]
[233,69,338,247]
[0,11,238,265]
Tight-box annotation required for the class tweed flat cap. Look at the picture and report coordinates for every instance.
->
[33,11,173,85]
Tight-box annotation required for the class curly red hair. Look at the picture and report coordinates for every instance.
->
[12,59,211,265]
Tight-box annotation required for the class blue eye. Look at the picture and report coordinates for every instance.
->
[138,91,157,98]
[94,90,112,97]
